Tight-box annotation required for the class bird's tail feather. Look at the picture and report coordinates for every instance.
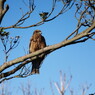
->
[31,68,39,74]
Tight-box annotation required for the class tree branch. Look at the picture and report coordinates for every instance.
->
[0,0,9,24]
[0,0,74,29]
[0,59,32,78]
[0,0,95,83]
[0,21,95,81]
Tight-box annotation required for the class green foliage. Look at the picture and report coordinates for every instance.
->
[39,12,49,20]
[0,29,9,37]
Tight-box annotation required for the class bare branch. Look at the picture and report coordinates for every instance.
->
[0,0,9,24]
[75,0,95,27]
[0,81,11,95]
[20,80,32,95]
[0,21,94,82]
[81,83,92,95]
[0,0,95,83]
[65,24,82,40]
[0,33,20,62]
[54,71,72,95]
[0,0,75,29]
[46,0,75,22]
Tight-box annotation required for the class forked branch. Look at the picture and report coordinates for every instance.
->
[0,0,95,83]
[0,21,95,83]
[0,0,75,29]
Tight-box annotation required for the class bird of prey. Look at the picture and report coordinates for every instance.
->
[29,30,46,74]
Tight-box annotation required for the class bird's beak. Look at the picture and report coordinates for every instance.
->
[39,31,42,34]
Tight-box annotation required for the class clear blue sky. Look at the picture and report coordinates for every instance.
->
[0,0,95,95]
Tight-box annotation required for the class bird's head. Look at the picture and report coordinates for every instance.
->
[33,30,42,35]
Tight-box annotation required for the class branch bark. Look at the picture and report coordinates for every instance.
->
[0,0,74,29]
[0,21,95,80]
[0,0,95,83]
[0,0,9,24]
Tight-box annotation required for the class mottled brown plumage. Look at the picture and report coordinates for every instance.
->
[29,30,46,74]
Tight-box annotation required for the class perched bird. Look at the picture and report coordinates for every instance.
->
[29,30,46,74]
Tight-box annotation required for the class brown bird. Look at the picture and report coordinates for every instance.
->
[29,30,46,74]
